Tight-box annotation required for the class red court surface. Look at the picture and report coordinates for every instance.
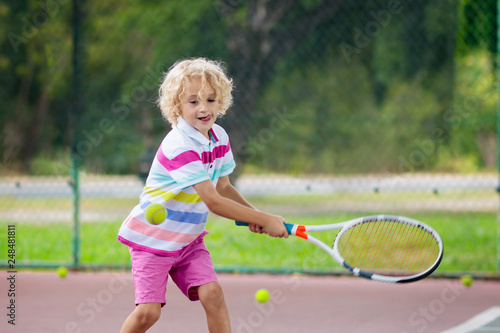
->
[1,271,499,333]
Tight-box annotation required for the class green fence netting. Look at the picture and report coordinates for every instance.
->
[0,0,498,276]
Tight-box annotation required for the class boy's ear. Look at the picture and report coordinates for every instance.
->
[175,104,182,115]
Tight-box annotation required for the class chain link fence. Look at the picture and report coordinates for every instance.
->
[0,0,498,276]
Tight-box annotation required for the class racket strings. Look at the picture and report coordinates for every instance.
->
[336,220,440,277]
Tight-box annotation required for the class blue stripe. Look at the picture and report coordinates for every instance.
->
[149,169,176,186]
[220,160,235,175]
[211,168,221,180]
[175,170,210,186]
[167,209,208,225]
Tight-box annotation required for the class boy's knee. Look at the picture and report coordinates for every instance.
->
[135,304,161,327]
[198,282,224,304]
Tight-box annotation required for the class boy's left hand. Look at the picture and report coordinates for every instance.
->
[248,223,265,234]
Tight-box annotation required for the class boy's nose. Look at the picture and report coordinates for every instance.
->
[199,101,208,111]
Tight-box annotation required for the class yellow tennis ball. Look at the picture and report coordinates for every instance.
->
[57,266,68,278]
[145,203,167,225]
[460,275,473,288]
[255,289,270,303]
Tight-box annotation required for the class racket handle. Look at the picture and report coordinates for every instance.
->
[235,221,294,235]
[235,221,249,226]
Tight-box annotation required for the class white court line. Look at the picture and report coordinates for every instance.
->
[441,307,500,333]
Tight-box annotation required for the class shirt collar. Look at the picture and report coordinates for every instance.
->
[175,116,218,145]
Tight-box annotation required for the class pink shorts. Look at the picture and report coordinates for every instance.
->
[129,234,218,306]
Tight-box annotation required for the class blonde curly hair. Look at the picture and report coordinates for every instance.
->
[158,58,234,124]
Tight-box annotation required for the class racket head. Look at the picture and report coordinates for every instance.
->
[332,215,443,283]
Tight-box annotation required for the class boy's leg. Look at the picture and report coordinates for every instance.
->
[123,247,173,332]
[171,235,230,331]
[120,303,161,333]
[196,282,231,333]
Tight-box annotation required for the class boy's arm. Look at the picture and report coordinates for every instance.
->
[215,176,254,207]
[215,176,264,234]
[193,179,288,238]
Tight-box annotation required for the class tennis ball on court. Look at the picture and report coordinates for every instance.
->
[255,289,270,303]
[145,203,167,225]
[460,275,473,287]
[57,266,68,278]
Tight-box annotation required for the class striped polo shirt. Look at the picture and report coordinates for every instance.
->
[117,116,235,256]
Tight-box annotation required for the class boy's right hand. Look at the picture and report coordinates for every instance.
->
[262,216,289,238]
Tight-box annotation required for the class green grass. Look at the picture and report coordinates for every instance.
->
[0,212,497,274]
[0,222,131,266]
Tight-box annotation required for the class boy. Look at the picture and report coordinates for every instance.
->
[118,58,288,333]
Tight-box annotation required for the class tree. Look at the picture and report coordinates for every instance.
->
[0,1,72,172]
[217,0,348,176]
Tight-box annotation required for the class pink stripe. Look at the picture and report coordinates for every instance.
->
[125,216,199,244]
[209,128,218,141]
[117,236,185,256]
[200,143,231,164]
[156,146,201,171]
[201,151,210,164]
[214,143,231,158]
[118,230,209,257]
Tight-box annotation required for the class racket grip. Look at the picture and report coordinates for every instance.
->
[235,221,294,235]
[235,221,249,226]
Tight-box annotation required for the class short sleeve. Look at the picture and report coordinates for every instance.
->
[219,142,235,178]
[211,125,235,178]
[156,145,211,189]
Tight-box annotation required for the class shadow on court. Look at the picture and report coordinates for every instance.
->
[1,271,498,333]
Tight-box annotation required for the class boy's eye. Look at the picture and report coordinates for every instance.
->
[208,99,216,103]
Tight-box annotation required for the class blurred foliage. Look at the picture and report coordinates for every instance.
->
[0,0,497,175]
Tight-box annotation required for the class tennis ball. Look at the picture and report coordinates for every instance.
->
[145,203,167,225]
[460,275,473,287]
[57,266,68,278]
[255,289,270,303]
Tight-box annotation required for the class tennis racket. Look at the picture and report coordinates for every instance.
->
[236,215,443,283]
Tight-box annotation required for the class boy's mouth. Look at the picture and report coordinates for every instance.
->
[198,115,211,122]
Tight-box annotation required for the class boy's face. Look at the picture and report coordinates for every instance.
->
[179,77,218,139]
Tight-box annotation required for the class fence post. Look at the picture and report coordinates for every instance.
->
[71,156,80,268]
[71,0,82,269]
